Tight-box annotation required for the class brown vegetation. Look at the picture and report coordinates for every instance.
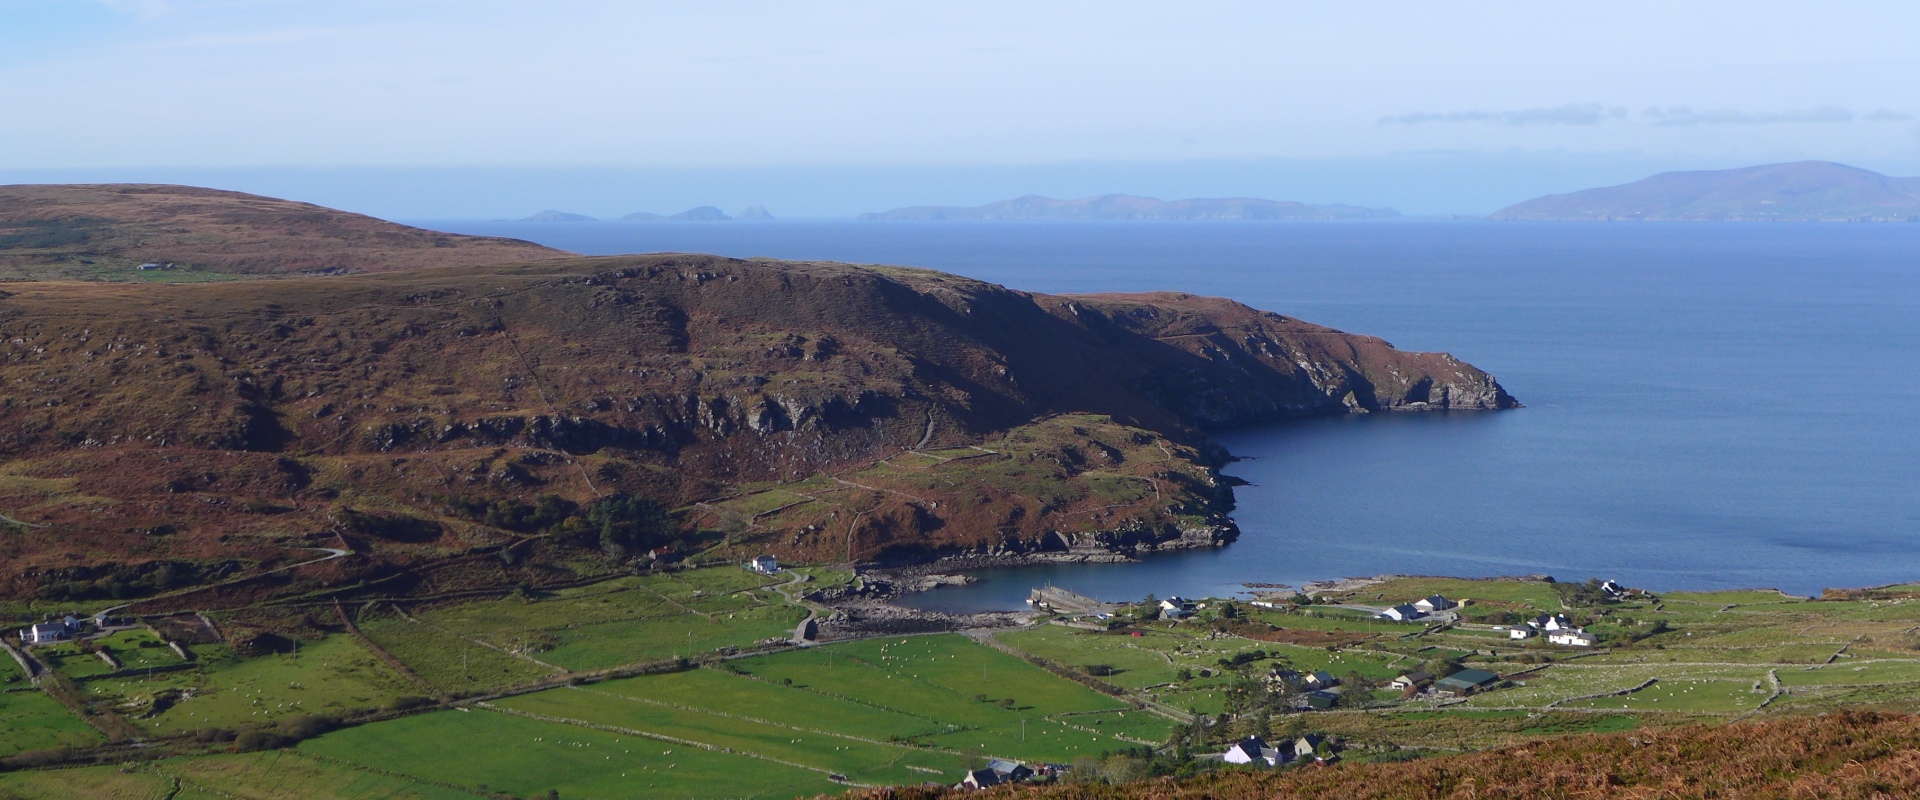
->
[0,205,1512,607]
[851,710,1920,799]
[0,184,562,279]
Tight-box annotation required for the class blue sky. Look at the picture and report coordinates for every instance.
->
[3,1,1919,216]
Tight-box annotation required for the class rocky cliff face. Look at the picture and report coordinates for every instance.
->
[0,251,1514,598]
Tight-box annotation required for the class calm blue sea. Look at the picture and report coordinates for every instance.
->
[421,220,1920,605]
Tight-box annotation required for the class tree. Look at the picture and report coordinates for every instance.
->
[586,496,674,558]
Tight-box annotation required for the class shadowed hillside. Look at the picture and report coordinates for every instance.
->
[848,710,1920,799]
[0,250,1510,606]
[0,184,564,280]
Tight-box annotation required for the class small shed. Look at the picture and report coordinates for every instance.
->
[1389,670,1434,691]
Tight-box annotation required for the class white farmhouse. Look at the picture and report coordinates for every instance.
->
[1413,595,1455,613]
[1548,629,1597,647]
[1380,604,1425,622]
[747,555,780,574]
[1221,736,1283,767]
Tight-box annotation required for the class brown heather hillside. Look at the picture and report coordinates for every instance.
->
[0,184,563,280]
[854,710,1920,800]
[0,244,1510,606]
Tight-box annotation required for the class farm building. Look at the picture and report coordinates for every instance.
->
[1434,668,1501,696]
[1303,671,1338,689]
[1508,626,1537,639]
[986,759,1032,782]
[1292,733,1337,763]
[957,769,1001,790]
[1222,736,1284,766]
[1380,604,1424,622]
[1304,689,1342,710]
[1158,597,1195,620]
[746,555,779,574]
[1413,595,1455,613]
[1389,670,1434,691]
[19,621,70,645]
[1548,629,1597,647]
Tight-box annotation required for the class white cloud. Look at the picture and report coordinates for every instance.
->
[1380,103,1625,127]
[1864,109,1914,122]
[1642,106,1855,125]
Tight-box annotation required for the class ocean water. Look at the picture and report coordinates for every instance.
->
[422,220,1920,605]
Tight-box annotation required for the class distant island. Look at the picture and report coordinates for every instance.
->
[521,205,771,222]
[859,194,1399,221]
[1492,161,1920,222]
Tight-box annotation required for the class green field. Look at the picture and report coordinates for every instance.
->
[0,687,100,758]
[303,707,843,800]
[497,687,975,786]
[81,636,418,735]
[375,568,803,678]
[357,613,560,694]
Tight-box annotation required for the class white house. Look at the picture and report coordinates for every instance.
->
[1389,670,1434,691]
[1600,580,1626,597]
[1159,598,1194,620]
[1222,736,1283,767]
[747,555,779,574]
[20,621,70,645]
[1380,604,1425,622]
[1548,629,1597,647]
[957,769,1001,790]
[1413,595,1455,613]
[1509,626,1537,640]
[1529,614,1574,631]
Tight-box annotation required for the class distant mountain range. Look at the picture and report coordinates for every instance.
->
[1492,161,1920,222]
[520,205,772,222]
[859,194,1399,221]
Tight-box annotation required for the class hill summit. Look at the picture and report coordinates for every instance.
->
[0,184,562,281]
[1492,161,1920,222]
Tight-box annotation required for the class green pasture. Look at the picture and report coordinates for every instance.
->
[1777,660,1920,687]
[540,605,803,671]
[593,668,940,741]
[497,688,974,786]
[357,614,558,693]
[1327,578,1563,611]
[151,751,485,800]
[1560,678,1769,713]
[1250,609,1415,635]
[0,686,101,758]
[1056,708,1178,743]
[85,636,416,735]
[302,707,841,800]
[390,568,800,674]
[0,765,173,800]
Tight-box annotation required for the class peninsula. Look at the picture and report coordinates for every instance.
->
[1491,160,1920,222]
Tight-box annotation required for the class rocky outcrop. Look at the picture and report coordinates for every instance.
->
[0,248,1514,591]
